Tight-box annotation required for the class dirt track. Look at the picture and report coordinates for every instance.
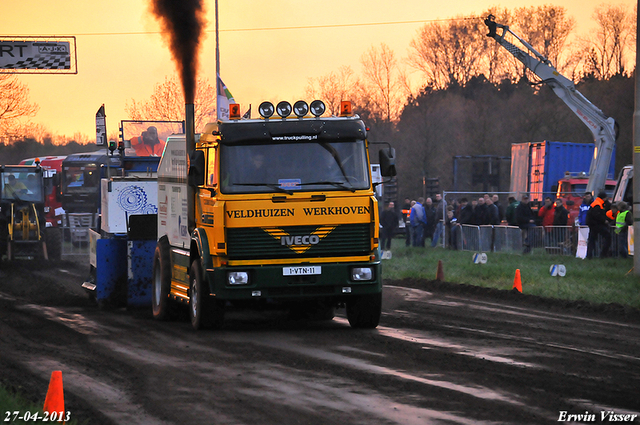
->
[1,258,640,424]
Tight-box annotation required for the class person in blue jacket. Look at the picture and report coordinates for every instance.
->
[578,192,592,225]
[410,197,427,247]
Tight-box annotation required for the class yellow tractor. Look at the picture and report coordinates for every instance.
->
[0,162,61,263]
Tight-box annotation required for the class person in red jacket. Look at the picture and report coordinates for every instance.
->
[130,126,165,156]
[538,197,555,227]
[552,198,571,253]
[538,197,555,246]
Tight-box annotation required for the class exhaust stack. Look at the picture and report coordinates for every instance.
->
[186,103,195,152]
[186,103,196,232]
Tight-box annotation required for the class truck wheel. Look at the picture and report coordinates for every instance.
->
[152,237,176,320]
[189,258,224,330]
[0,221,7,264]
[45,228,62,262]
[8,240,15,261]
[346,293,382,329]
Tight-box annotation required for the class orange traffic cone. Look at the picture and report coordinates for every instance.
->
[436,260,445,281]
[513,269,522,293]
[43,371,64,415]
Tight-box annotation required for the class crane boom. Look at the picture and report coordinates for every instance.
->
[484,15,617,196]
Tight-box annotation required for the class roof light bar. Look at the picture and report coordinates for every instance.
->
[259,100,326,119]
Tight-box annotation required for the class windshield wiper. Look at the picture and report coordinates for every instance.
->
[299,181,356,192]
[232,182,294,195]
[319,142,350,181]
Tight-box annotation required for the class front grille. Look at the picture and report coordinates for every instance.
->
[227,223,371,260]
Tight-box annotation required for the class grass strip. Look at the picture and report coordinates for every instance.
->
[382,245,640,309]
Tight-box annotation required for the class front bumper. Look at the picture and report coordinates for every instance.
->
[204,261,381,301]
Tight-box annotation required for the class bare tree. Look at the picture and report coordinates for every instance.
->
[513,5,576,72]
[126,75,216,131]
[482,7,518,84]
[0,74,39,143]
[305,66,359,116]
[360,43,405,123]
[580,3,635,79]
[408,16,491,89]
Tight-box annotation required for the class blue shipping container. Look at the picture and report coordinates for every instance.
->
[511,141,615,201]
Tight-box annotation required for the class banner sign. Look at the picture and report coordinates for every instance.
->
[96,105,107,147]
[0,37,76,74]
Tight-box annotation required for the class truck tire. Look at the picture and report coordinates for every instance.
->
[152,237,176,320]
[0,221,7,263]
[346,292,382,329]
[189,258,224,330]
[45,228,62,262]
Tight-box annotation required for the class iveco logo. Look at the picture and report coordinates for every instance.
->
[281,235,320,246]
[265,226,337,254]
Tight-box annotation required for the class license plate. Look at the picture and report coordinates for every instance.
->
[283,266,321,276]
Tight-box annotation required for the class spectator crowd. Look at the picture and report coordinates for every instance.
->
[380,191,632,259]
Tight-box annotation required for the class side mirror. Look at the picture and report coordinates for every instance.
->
[188,150,205,187]
[379,148,397,177]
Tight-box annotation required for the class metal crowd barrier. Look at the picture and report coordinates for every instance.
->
[59,213,96,257]
[447,224,625,257]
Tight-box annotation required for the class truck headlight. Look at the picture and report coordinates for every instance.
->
[227,271,249,285]
[351,267,373,281]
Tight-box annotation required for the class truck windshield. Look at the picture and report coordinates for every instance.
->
[1,169,44,203]
[63,164,100,194]
[220,140,370,194]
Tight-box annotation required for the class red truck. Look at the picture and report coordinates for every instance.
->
[19,156,67,227]
[556,172,617,224]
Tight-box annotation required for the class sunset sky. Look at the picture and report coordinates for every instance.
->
[2,0,636,140]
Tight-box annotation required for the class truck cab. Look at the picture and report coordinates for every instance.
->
[0,164,61,261]
[613,165,633,206]
[19,156,66,227]
[153,100,396,330]
[556,173,617,223]
[61,151,121,214]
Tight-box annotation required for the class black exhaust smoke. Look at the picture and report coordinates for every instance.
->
[150,0,206,105]
[150,0,205,232]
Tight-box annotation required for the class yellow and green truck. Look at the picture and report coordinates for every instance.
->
[152,100,396,329]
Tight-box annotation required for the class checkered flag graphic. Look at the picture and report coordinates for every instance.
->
[2,54,71,70]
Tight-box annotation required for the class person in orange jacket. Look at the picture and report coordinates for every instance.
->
[606,203,618,223]
[401,197,412,247]
[130,126,165,156]
[586,191,611,258]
